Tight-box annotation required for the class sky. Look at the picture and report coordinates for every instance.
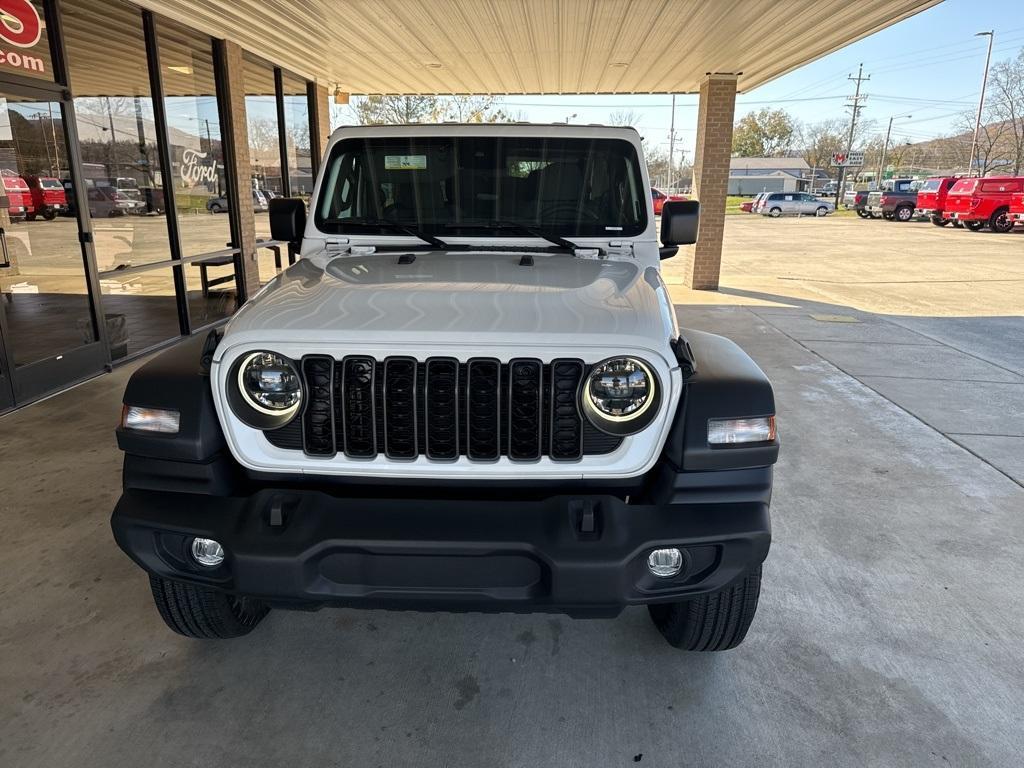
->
[334,0,1024,161]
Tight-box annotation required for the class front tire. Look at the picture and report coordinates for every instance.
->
[856,209,868,218]
[965,220,985,231]
[931,216,948,227]
[648,566,762,651]
[815,206,829,217]
[149,575,269,639]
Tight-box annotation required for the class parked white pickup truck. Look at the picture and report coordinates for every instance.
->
[112,124,778,651]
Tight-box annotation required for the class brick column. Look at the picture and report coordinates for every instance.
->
[684,74,738,290]
[311,83,331,171]
[218,40,259,298]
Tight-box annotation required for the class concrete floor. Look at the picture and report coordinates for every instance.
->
[2,217,1023,767]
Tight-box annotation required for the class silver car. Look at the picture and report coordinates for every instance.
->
[761,192,834,217]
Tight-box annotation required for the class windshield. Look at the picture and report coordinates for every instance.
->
[315,135,647,239]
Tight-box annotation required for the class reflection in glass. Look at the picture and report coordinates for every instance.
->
[184,255,238,328]
[62,0,182,358]
[281,73,312,201]
[98,267,181,360]
[158,21,230,258]
[244,53,282,246]
[0,95,96,367]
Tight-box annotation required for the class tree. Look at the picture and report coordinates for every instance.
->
[345,94,518,125]
[799,119,846,177]
[731,108,796,157]
[987,48,1024,174]
[608,110,642,127]
[955,108,1010,176]
[351,95,441,125]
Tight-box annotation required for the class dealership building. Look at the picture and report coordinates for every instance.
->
[0,0,938,411]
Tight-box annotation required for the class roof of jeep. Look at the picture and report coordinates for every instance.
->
[328,123,642,141]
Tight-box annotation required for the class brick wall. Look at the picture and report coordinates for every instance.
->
[312,83,331,169]
[219,40,259,299]
[685,74,738,290]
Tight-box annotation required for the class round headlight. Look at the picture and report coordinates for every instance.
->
[582,357,660,436]
[229,351,302,429]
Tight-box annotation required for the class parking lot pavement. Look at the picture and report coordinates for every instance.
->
[2,216,1023,767]
[666,215,1024,485]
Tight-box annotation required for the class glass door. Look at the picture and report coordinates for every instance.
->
[0,84,105,405]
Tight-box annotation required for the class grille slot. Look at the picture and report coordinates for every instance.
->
[383,357,418,459]
[301,356,335,456]
[550,360,585,460]
[425,358,459,460]
[340,356,376,458]
[467,359,501,461]
[508,359,543,460]
[264,356,624,461]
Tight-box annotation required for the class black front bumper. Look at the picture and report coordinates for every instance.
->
[112,482,771,618]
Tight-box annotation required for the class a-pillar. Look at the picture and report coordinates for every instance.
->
[684,74,738,290]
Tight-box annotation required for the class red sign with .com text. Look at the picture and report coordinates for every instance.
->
[0,0,46,74]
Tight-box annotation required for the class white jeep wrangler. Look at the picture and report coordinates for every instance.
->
[113,124,778,651]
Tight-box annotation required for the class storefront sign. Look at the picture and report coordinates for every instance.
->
[179,148,217,186]
[0,0,45,74]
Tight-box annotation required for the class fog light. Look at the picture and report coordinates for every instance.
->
[647,548,683,578]
[191,537,225,567]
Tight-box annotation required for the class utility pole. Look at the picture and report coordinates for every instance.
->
[668,94,676,189]
[877,113,912,185]
[968,31,994,177]
[835,63,869,210]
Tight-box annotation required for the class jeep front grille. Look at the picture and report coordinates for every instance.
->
[264,356,622,461]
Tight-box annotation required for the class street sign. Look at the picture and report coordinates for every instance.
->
[831,151,864,167]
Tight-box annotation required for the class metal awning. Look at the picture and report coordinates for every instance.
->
[130,0,940,94]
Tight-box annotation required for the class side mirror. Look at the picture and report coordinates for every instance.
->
[269,197,306,245]
[661,200,699,252]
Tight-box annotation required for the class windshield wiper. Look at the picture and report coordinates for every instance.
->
[328,217,454,250]
[444,221,581,252]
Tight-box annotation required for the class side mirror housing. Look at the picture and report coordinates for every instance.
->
[661,200,700,247]
[269,197,306,245]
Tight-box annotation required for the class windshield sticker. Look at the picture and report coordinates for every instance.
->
[385,155,427,171]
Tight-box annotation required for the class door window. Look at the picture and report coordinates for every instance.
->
[0,92,97,368]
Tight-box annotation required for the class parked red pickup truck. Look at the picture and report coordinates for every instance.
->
[1,170,34,219]
[942,176,1024,232]
[1010,191,1024,228]
[25,175,68,220]
[915,176,959,226]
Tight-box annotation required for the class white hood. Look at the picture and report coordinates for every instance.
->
[219,250,676,359]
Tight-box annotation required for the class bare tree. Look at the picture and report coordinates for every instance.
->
[987,48,1024,174]
[955,108,1010,175]
[799,119,846,178]
[608,110,642,127]
[350,95,441,125]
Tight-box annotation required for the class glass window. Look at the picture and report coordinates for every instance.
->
[63,0,180,360]
[184,255,237,328]
[0,1,54,82]
[0,94,96,367]
[281,73,311,200]
[157,22,230,258]
[243,54,280,246]
[315,136,646,238]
